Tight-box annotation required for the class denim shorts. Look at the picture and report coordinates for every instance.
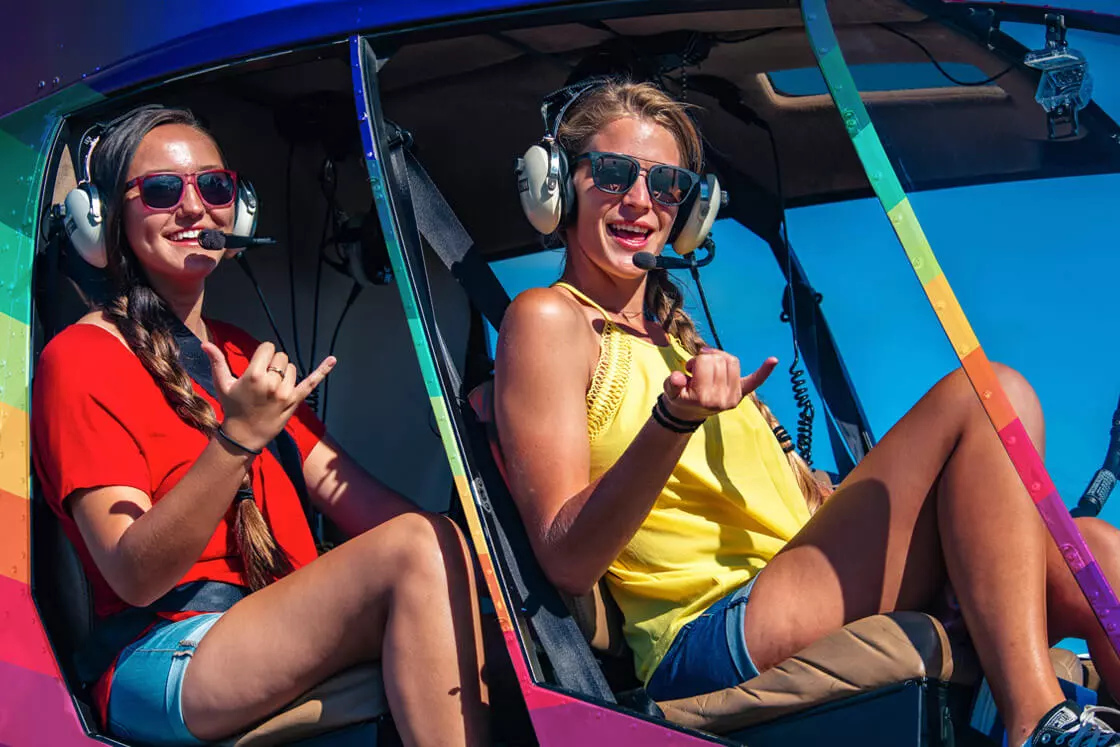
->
[107,613,223,746]
[645,575,761,701]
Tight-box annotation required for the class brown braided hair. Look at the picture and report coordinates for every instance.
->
[91,106,293,589]
[558,81,827,513]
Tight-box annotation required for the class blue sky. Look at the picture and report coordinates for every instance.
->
[491,5,1119,651]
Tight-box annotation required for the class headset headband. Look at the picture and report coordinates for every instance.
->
[540,76,616,141]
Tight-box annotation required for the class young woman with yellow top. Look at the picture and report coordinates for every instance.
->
[494,79,1120,747]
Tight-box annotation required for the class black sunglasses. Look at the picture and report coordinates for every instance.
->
[124,170,238,212]
[573,152,699,207]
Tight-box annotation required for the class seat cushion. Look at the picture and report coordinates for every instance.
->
[224,664,387,746]
[656,611,977,734]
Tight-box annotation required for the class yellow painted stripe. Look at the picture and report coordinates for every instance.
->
[0,488,29,584]
[0,309,29,413]
[0,401,29,500]
[922,273,980,360]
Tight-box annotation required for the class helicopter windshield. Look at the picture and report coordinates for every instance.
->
[796,3,1120,525]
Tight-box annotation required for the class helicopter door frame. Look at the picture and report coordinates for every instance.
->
[348,33,739,747]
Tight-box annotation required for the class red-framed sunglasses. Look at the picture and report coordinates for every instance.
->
[124,169,238,211]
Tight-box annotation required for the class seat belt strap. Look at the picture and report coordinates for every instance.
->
[74,580,248,686]
[400,148,511,332]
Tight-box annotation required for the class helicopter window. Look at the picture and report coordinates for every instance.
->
[769,62,1000,97]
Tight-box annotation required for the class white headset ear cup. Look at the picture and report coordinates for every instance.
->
[62,184,108,269]
[517,143,565,235]
[670,174,722,257]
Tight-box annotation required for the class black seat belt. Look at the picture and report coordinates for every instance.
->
[383,132,618,704]
[398,148,511,332]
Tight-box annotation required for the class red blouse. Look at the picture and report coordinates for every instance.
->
[31,319,326,722]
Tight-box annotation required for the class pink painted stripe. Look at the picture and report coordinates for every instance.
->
[0,574,63,678]
[530,698,719,747]
[0,659,94,745]
[996,418,1055,504]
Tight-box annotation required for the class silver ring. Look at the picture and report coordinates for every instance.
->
[266,366,284,376]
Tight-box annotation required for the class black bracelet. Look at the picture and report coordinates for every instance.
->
[652,395,706,434]
[216,425,263,456]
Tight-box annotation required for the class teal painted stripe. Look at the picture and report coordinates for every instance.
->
[851,126,906,213]
[0,221,32,326]
[817,48,872,136]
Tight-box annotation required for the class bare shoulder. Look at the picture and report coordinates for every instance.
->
[500,286,597,352]
[496,286,596,384]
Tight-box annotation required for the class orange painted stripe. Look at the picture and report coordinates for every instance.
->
[0,487,29,584]
[0,400,29,500]
[960,348,1018,432]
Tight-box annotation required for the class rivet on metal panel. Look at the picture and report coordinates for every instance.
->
[37,81,46,90]
[912,257,923,269]
[982,390,992,400]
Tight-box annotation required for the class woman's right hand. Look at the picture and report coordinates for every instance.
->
[662,349,778,422]
[202,341,336,452]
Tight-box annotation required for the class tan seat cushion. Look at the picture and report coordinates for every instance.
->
[657,612,976,734]
[223,664,387,746]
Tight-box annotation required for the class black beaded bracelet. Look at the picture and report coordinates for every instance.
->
[216,425,263,456]
[652,395,706,434]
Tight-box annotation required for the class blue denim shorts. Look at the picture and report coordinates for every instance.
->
[645,575,761,701]
[107,613,223,746]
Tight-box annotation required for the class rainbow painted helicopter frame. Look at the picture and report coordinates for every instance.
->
[3,1,1120,746]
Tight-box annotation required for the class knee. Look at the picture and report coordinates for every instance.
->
[372,512,472,593]
[941,362,1045,453]
[993,363,1045,453]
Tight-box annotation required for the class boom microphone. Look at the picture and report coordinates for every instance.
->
[634,239,716,271]
[198,229,278,251]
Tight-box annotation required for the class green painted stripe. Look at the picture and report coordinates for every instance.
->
[0,312,29,413]
[887,199,943,285]
[0,221,32,326]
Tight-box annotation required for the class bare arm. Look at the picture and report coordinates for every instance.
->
[495,289,687,595]
[71,440,254,607]
[303,434,416,538]
[70,341,335,607]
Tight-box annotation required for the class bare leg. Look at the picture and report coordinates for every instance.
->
[743,364,1062,743]
[180,512,489,747]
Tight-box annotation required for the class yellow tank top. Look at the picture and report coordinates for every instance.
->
[555,282,811,683]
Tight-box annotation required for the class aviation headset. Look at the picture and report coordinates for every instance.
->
[62,105,260,269]
[515,77,724,256]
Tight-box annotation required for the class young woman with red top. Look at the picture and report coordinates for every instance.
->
[31,106,488,747]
